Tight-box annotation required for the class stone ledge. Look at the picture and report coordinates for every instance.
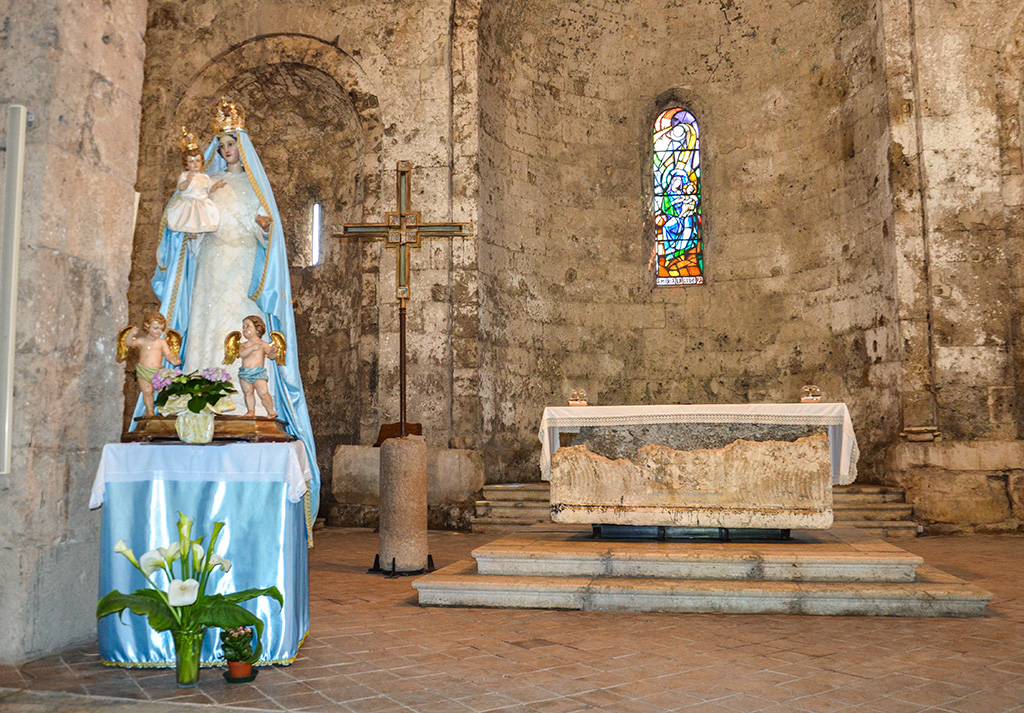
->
[887,440,1024,471]
[886,440,1024,530]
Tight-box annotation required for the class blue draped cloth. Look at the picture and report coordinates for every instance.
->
[139,129,320,530]
[92,443,310,667]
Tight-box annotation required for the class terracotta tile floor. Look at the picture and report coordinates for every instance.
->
[1,528,1023,713]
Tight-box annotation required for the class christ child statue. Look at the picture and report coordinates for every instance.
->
[165,126,223,237]
[224,315,284,418]
[117,311,182,417]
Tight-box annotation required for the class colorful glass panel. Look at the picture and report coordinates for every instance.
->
[653,108,703,285]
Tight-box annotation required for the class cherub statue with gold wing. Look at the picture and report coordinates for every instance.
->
[223,315,286,418]
[116,310,182,417]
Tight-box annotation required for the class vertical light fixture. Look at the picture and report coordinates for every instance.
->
[1,106,27,475]
[311,202,321,266]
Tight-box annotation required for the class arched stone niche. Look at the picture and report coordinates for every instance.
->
[137,35,384,493]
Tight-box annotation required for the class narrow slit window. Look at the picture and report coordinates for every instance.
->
[653,108,703,285]
[311,202,321,266]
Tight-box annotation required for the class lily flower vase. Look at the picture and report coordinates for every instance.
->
[172,627,207,687]
[97,514,282,690]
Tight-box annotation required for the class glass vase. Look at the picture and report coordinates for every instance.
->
[172,627,207,688]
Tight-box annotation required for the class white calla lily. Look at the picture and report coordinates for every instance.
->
[167,578,200,606]
[139,550,165,575]
[158,541,181,562]
[113,539,138,567]
[191,543,205,564]
[208,553,232,572]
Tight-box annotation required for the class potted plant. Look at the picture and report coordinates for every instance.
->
[97,512,282,687]
[152,367,236,443]
[221,626,257,682]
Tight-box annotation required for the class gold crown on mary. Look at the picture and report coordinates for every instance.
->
[212,99,246,134]
[179,126,200,153]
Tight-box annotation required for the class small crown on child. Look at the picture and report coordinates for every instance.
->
[212,98,246,134]
[179,126,200,152]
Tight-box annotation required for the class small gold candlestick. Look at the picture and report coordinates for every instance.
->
[800,384,822,403]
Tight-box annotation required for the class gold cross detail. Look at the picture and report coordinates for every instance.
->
[332,161,473,304]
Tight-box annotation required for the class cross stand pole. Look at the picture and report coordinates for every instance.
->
[399,299,406,437]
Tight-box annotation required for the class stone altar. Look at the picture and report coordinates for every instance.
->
[551,434,833,529]
[540,404,860,531]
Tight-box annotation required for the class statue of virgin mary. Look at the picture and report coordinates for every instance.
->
[137,100,320,529]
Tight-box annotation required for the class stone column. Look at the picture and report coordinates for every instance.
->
[378,435,428,572]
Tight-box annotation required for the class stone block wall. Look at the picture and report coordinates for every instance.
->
[0,0,147,661]
[478,0,899,483]
[888,442,1024,533]
[330,445,484,531]
[880,0,1024,531]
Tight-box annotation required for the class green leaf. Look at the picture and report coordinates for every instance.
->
[187,396,206,413]
[216,586,284,608]
[97,589,177,631]
[193,601,266,664]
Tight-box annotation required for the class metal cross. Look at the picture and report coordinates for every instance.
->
[333,160,473,439]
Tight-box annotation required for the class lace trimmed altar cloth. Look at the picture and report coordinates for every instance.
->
[538,403,859,484]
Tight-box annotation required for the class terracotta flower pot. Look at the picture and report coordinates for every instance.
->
[226,660,253,680]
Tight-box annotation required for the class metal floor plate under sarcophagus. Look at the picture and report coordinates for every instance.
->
[123,415,295,443]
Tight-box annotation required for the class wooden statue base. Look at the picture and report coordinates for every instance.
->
[122,415,295,443]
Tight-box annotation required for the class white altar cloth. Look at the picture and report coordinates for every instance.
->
[90,441,311,508]
[539,403,859,484]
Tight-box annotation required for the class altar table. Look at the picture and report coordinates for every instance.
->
[538,403,859,484]
[90,442,311,667]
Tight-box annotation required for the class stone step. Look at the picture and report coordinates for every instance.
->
[833,520,921,538]
[832,503,914,521]
[832,490,905,504]
[482,483,550,502]
[471,529,922,582]
[413,561,991,617]
[832,485,905,495]
[468,518,557,528]
[474,501,551,521]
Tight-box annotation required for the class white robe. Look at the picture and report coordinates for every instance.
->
[166,172,220,234]
[184,169,272,413]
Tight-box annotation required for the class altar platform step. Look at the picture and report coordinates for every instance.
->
[471,528,922,582]
[832,484,919,537]
[414,561,989,617]
[832,485,907,503]
[471,483,551,532]
[832,502,914,521]
[413,527,991,617]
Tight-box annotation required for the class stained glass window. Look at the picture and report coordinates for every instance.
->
[653,108,703,285]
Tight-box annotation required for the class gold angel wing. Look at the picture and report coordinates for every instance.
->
[269,331,286,366]
[223,331,241,364]
[116,325,133,363]
[166,329,182,359]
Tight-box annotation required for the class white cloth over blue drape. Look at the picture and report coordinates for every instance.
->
[91,443,310,667]
[139,130,320,530]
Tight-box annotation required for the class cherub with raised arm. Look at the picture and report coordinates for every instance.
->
[223,315,286,419]
[117,311,182,417]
